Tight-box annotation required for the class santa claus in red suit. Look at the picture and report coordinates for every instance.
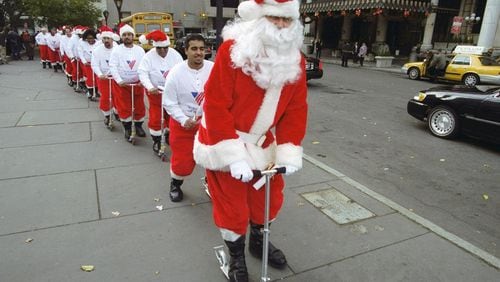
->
[193,0,307,281]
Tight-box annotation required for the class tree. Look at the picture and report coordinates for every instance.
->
[0,0,28,28]
[24,0,101,28]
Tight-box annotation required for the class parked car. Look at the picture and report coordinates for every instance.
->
[305,55,323,81]
[407,85,500,143]
[174,36,212,60]
[401,46,500,87]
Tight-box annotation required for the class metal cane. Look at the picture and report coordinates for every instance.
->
[157,86,168,161]
[107,75,114,130]
[253,167,286,282]
[74,59,80,92]
[91,69,96,101]
[213,167,286,281]
[129,83,137,144]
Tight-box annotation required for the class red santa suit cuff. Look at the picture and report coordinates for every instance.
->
[275,143,303,169]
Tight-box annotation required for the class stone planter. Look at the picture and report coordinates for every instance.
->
[375,56,395,68]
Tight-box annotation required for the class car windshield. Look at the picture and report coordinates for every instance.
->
[478,56,500,66]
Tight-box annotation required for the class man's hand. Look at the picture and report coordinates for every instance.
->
[118,81,128,87]
[148,88,159,95]
[183,119,197,130]
[230,160,253,182]
[99,75,107,79]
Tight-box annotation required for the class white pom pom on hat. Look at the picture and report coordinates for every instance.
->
[238,0,300,21]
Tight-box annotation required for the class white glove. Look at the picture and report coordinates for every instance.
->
[229,160,253,182]
[275,164,299,176]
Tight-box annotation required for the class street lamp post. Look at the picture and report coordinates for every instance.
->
[114,0,123,23]
[103,10,109,26]
[464,13,481,43]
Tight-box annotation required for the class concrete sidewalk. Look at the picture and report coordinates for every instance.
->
[0,60,498,282]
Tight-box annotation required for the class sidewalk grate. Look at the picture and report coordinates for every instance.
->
[302,188,375,224]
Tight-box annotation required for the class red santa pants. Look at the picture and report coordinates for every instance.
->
[113,83,145,122]
[206,170,285,235]
[97,77,117,115]
[71,59,83,82]
[39,45,49,62]
[146,92,170,136]
[169,119,198,177]
[63,54,73,77]
[82,64,97,88]
[48,48,61,64]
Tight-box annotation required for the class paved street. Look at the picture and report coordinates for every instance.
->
[0,58,499,281]
[306,61,500,257]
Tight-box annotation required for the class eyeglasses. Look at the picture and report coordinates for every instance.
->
[156,46,168,49]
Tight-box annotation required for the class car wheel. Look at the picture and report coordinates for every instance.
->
[462,73,479,87]
[427,106,460,139]
[408,67,420,80]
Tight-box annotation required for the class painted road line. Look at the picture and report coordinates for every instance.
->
[303,153,500,269]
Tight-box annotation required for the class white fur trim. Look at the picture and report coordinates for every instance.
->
[250,86,282,134]
[170,169,185,180]
[262,0,300,19]
[220,228,242,241]
[275,143,303,168]
[138,34,148,45]
[193,134,247,170]
[153,40,170,47]
[101,31,119,41]
[193,131,277,171]
[119,24,135,37]
[238,1,262,20]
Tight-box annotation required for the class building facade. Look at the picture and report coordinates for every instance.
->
[300,0,500,55]
[102,0,238,38]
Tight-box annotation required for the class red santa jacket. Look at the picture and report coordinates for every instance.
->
[193,39,308,171]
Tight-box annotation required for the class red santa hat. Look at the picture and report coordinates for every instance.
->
[138,30,170,47]
[99,25,120,41]
[119,23,135,37]
[238,0,300,21]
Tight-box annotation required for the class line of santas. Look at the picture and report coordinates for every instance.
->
[34,23,213,176]
[37,0,308,281]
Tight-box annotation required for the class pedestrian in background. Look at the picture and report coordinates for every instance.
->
[315,38,322,59]
[358,42,367,67]
[353,41,359,63]
[341,41,352,67]
[0,27,7,64]
[7,28,22,60]
[21,28,34,60]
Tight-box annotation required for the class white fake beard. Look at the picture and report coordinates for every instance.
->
[223,17,304,89]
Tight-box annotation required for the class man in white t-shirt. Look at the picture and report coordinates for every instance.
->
[162,34,214,202]
[138,30,183,155]
[109,24,146,141]
[91,26,119,127]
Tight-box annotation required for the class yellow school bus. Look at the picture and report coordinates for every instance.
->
[121,12,175,50]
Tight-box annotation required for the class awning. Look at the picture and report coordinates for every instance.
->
[300,0,431,14]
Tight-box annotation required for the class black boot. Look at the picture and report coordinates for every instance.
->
[114,113,120,121]
[249,222,287,269]
[104,115,110,127]
[42,62,46,69]
[135,121,146,137]
[122,121,132,141]
[152,135,161,154]
[53,64,58,72]
[225,236,249,282]
[48,62,52,69]
[169,178,183,202]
